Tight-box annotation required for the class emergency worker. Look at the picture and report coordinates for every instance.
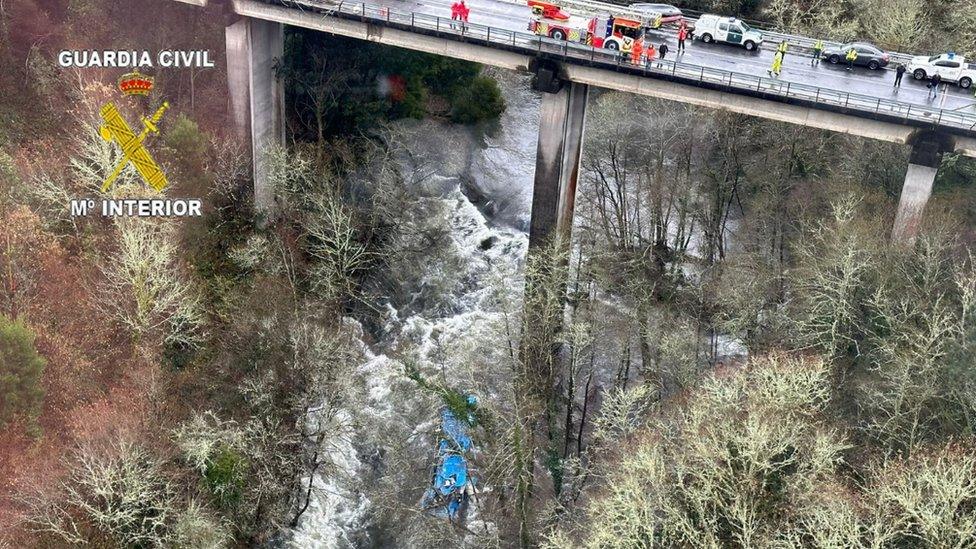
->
[677,25,688,53]
[769,50,783,77]
[459,0,469,23]
[846,47,857,70]
[450,1,460,27]
[631,37,644,65]
[777,40,788,59]
[812,39,823,65]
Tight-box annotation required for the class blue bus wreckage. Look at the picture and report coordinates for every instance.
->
[421,396,479,522]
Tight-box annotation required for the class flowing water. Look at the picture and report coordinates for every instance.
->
[289,69,539,548]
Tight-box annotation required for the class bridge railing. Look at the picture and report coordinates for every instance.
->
[284,0,976,134]
[466,0,921,63]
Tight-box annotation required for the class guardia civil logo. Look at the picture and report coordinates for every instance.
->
[99,71,169,192]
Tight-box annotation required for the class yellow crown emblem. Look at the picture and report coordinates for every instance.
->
[118,70,154,96]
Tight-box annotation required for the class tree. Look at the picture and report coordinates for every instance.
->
[761,0,859,40]
[860,0,926,50]
[97,217,204,349]
[545,354,846,548]
[450,75,506,124]
[947,0,976,57]
[0,314,45,433]
[790,195,880,361]
[27,439,177,546]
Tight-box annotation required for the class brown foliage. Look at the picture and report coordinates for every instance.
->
[0,207,150,541]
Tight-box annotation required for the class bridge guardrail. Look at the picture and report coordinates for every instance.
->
[277,0,976,135]
[487,0,918,64]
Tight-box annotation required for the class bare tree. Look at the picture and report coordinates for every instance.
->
[97,217,204,349]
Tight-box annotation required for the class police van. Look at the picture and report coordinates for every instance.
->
[693,14,763,51]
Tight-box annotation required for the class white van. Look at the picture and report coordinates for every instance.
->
[694,14,763,51]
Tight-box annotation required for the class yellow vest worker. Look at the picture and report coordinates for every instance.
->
[812,39,823,64]
[769,51,783,76]
[846,48,858,70]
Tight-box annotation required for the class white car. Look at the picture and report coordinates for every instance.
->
[693,14,763,51]
[908,53,976,89]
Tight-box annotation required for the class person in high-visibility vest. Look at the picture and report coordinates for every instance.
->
[846,47,858,71]
[777,41,788,59]
[812,39,823,65]
[768,51,783,77]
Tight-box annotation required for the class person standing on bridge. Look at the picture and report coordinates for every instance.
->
[645,42,657,67]
[777,41,788,60]
[812,39,823,65]
[450,1,460,29]
[677,25,688,53]
[631,38,644,66]
[459,0,469,24]
[659,42,669,65]
[769,50,783,77]
[929,73,942,98]
[846,47,858,70]
[894,63,906,88]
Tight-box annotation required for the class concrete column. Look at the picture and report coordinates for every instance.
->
[892,133,949,243]
[891,164,938,243]
[528,82,589,249]
[225,17,285,213]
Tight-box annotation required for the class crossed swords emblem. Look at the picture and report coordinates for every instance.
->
[98,101,170,192]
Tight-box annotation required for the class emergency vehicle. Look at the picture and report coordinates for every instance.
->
[908,52,976,89]
[527,4,596,44]
[527,1,656,53]
[693,14,763,51]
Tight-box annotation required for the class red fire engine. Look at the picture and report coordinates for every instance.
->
[527,0,569,21]
[527,1,593,44]
[527,1,657,53]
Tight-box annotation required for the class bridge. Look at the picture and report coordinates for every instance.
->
[177,0,976,242]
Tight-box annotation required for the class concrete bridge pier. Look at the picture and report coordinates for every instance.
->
[225,16,285,213]
[892,132,952,243]
[521,62,588,391]
[528,62,589,249]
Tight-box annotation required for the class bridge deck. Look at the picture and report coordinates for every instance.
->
[176,0,976,154]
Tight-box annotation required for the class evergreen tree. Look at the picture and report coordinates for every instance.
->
[0,314,45,433]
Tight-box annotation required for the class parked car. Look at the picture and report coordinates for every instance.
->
[627,3,683,25]
[907,52,976,88]
[822,42,890,70]
[693,14,763,51]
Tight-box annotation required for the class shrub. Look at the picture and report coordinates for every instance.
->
[0,314,46,434]
[164,113,208,169]
[450,75,505,124]
[204,445,245,509]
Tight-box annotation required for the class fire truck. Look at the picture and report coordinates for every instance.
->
[527,0,594,44]
[527,1,655,53]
